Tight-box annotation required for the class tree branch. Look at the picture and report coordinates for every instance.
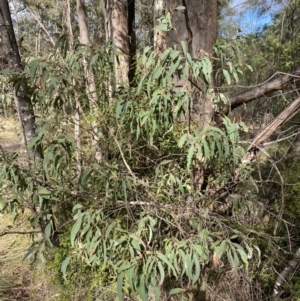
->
[222,67,300,114]
[0,230,41,237]
[273,246,300,301]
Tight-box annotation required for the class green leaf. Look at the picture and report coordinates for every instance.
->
[105,221,116,241]
[170,288,184,295]
[137,74,147,92]
[72,204,83,212]
[175,6,186,10]
[127,266,136,292]
[159,159,173,166]
[182,62,190,78]
[178,134,187,148]
[191,253,201,285]
[79,168,94,192]
[117,272,124,301]
[118,262,135,273]
[187,143,194,170]
[202,140,210,160]
[154,23,170,31]
[215,240,227,259]
[70,215,83,246]
[222,69,231,85]
[157,261,165,285]
[38,186,51,195]
[160,48,171,62]
[157,252,177,277]
[202,57,212,83]
[181,41,187,56]
[246,64,253,72]
[61,256,71,281]
[139,277,148,301]
[44,222,53,246]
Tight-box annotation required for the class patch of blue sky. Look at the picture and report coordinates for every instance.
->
[228,0,282,34]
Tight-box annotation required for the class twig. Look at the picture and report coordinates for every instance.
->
[0,230,41,237]
[25,6,55,47]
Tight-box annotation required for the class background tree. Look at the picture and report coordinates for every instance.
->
[0,0,38,153]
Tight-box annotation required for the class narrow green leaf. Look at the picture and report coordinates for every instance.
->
[154,23,170,31]
[139,275,148,301]
[70,215,83,246]
[72,204,83,212]
[192,253,201,285]
[170,288,184,295]
[222,69,231,85]
[157,252,177,277]
[181,41,187,56]
[187,143,194,170]
[61,256,71,281]
[178,133,187,148]
[117,272,124,301]
[44,222,53,246]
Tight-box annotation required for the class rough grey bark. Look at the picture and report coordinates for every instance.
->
[0,0,38,152]
[163,0,217,57]
[154,0,218,125]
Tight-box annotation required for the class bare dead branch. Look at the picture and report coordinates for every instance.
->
[243,96,300,162]
[223,67,300,114]
[0,230,40,237]
[273,246,300,301]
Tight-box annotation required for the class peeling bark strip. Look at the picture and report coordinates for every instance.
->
[0,0,38,153]
[273,247,300,301]
[226,67,300,114]
[77,0,103,162]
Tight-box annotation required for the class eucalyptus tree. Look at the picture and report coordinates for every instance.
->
[0,0,38,154]
[102,0,136,86]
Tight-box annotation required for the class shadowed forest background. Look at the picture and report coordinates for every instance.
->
[1,0,300,300]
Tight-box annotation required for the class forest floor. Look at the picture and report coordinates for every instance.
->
[0,116,43,300]
[0,116,23,152]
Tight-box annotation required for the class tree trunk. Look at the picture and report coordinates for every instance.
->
[103,0,135,87]
[77,0,103,162]
[64,0,82,173]
[163,0,217,57]
[127,0,136,84]
[0,0,38,153]
[154,0,167,54]
[154,0,218,125]
[0,0,60,247]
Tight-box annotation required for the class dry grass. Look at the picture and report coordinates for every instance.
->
[0,116,23,152]
[0,212,62,301]
[0,213,35,300]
